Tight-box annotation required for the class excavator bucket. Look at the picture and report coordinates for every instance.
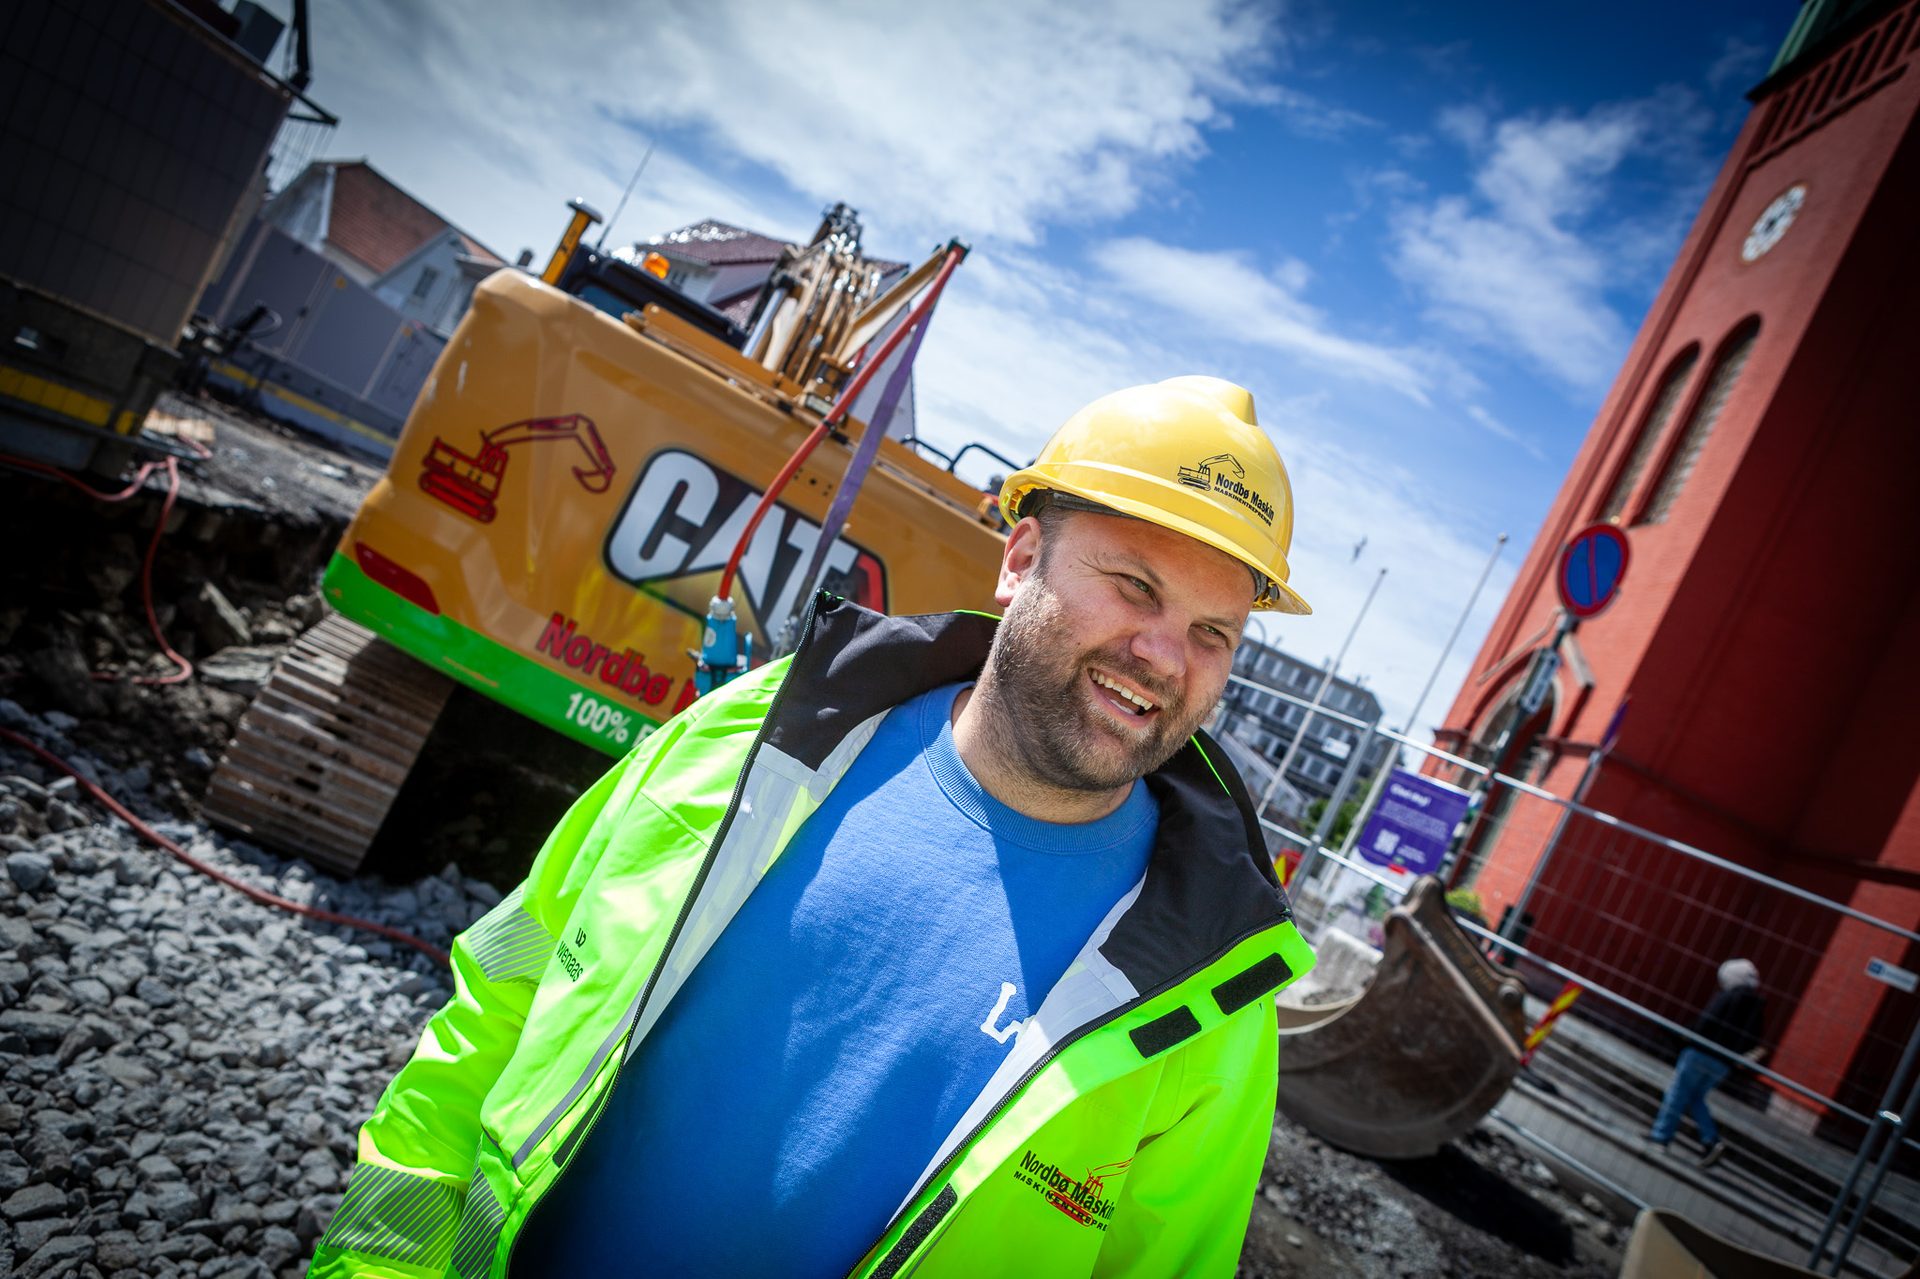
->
[1618,1209,1825,1278]
[1275,875,1529,1159]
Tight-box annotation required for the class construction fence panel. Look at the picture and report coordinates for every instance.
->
[1221,672,1920,1277]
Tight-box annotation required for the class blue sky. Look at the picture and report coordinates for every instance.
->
[283,0,1797,735]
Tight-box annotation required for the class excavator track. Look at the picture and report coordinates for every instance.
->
[203,614,453,876]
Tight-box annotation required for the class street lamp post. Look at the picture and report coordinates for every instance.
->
[1257,566,1387,819]
[1337,531,1508,865]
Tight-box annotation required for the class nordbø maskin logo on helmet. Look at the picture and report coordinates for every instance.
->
[1175,453,1274,526]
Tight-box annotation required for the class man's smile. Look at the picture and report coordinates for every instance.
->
[1088,668,1160,724]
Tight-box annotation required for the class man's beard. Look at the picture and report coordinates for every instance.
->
[977,577,1214,794]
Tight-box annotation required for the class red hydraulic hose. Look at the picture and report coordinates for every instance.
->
[716,243,967,603]
[0,725,450,967]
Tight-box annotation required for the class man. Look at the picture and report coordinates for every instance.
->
[313,376,1318,1278]
[1649,958,1766,1168]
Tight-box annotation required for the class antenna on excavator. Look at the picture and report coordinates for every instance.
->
[596,138,657,252]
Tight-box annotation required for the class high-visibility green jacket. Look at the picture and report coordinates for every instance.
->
[311,599,1315,1279]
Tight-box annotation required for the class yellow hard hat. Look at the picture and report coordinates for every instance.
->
[1000,375,1310,614]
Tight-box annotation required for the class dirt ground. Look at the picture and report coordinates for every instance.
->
[1,393,1633,1276]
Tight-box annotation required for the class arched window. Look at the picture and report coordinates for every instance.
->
[1600,347,1698,521]
[1637,320,1760,526]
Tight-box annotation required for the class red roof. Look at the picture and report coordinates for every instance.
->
[649,220,790,266]
[319,161,504,275]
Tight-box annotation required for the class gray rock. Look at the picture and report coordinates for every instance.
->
[55,1021,111,1064]
[111,853,159,889]
[19,1232,92,1275]
[5,853,52,893]
[136,1154,183,1181]
[197,646,282,697]
[146,1182,201,1227]
[98,1055,157,1088]
[211,1196,260,1228]
[133,977,177,1009]
[0,915,41,954]
[1,1183,67,1220]
[44,799,86,833]
[0,1011,76,1047]
[92,1230,143,1270]
[258,1223,301,1267]
[192,582,253,650]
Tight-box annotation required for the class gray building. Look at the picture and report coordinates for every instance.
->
[1215,637,1394,815]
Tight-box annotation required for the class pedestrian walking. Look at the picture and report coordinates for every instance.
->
[1649,958,1767,1167]
[311,377,1322,1278]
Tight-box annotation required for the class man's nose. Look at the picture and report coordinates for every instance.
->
[1129,620,1187,683]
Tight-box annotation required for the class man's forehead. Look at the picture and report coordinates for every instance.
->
[1056,511,1257,615]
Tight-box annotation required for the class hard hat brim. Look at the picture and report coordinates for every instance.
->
[1007,471,1312,615]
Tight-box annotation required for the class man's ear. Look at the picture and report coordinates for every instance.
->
[996,517,1043,607]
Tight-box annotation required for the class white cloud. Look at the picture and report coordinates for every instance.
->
[301,2,813,264]
[1707,37,1769,93]
[1263,87,1382,141]
[301,0,1285,258]
[1465,404,1546,462]
[1090,239,1432,404]
[1390,94,1712,390]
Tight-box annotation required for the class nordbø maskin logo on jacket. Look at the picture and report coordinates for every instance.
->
[1011,1149,1132,1230]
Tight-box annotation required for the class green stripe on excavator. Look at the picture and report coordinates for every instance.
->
[321,550,664,758]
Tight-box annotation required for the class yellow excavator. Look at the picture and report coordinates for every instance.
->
[204,200,1007,875]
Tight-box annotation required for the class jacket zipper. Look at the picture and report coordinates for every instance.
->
[843,915,1288,1279]
[503,597,823,1277]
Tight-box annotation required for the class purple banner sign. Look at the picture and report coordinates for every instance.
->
[1356,769,1473,876]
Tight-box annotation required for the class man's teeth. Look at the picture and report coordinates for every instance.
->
[1092,671,1155,713]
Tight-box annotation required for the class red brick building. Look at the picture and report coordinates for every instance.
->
[1434,0,1920,1122]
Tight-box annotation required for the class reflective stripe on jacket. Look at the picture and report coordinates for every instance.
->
[310,598,1317,1278]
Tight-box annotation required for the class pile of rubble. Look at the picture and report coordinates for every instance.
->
[0,703,495,1278]
[1240,1116,1625,1277]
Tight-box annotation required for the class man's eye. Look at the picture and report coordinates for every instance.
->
[1121,576,1153,599]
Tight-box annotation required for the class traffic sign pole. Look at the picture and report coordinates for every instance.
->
[1449,524,1630,891]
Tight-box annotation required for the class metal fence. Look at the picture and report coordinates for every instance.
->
[1224,670,1920,1277]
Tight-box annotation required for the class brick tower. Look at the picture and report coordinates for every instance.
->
[1433,0,1920,1123]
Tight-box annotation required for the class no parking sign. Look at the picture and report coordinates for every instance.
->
[1558,523,1631,619]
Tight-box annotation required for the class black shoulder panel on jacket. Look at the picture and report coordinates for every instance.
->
[766,596,997,771]
[1102,733,1291,996]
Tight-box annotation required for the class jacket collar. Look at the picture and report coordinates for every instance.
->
[767,595,1293,995]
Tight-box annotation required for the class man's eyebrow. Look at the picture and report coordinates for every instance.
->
[1097,550,1246,635]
